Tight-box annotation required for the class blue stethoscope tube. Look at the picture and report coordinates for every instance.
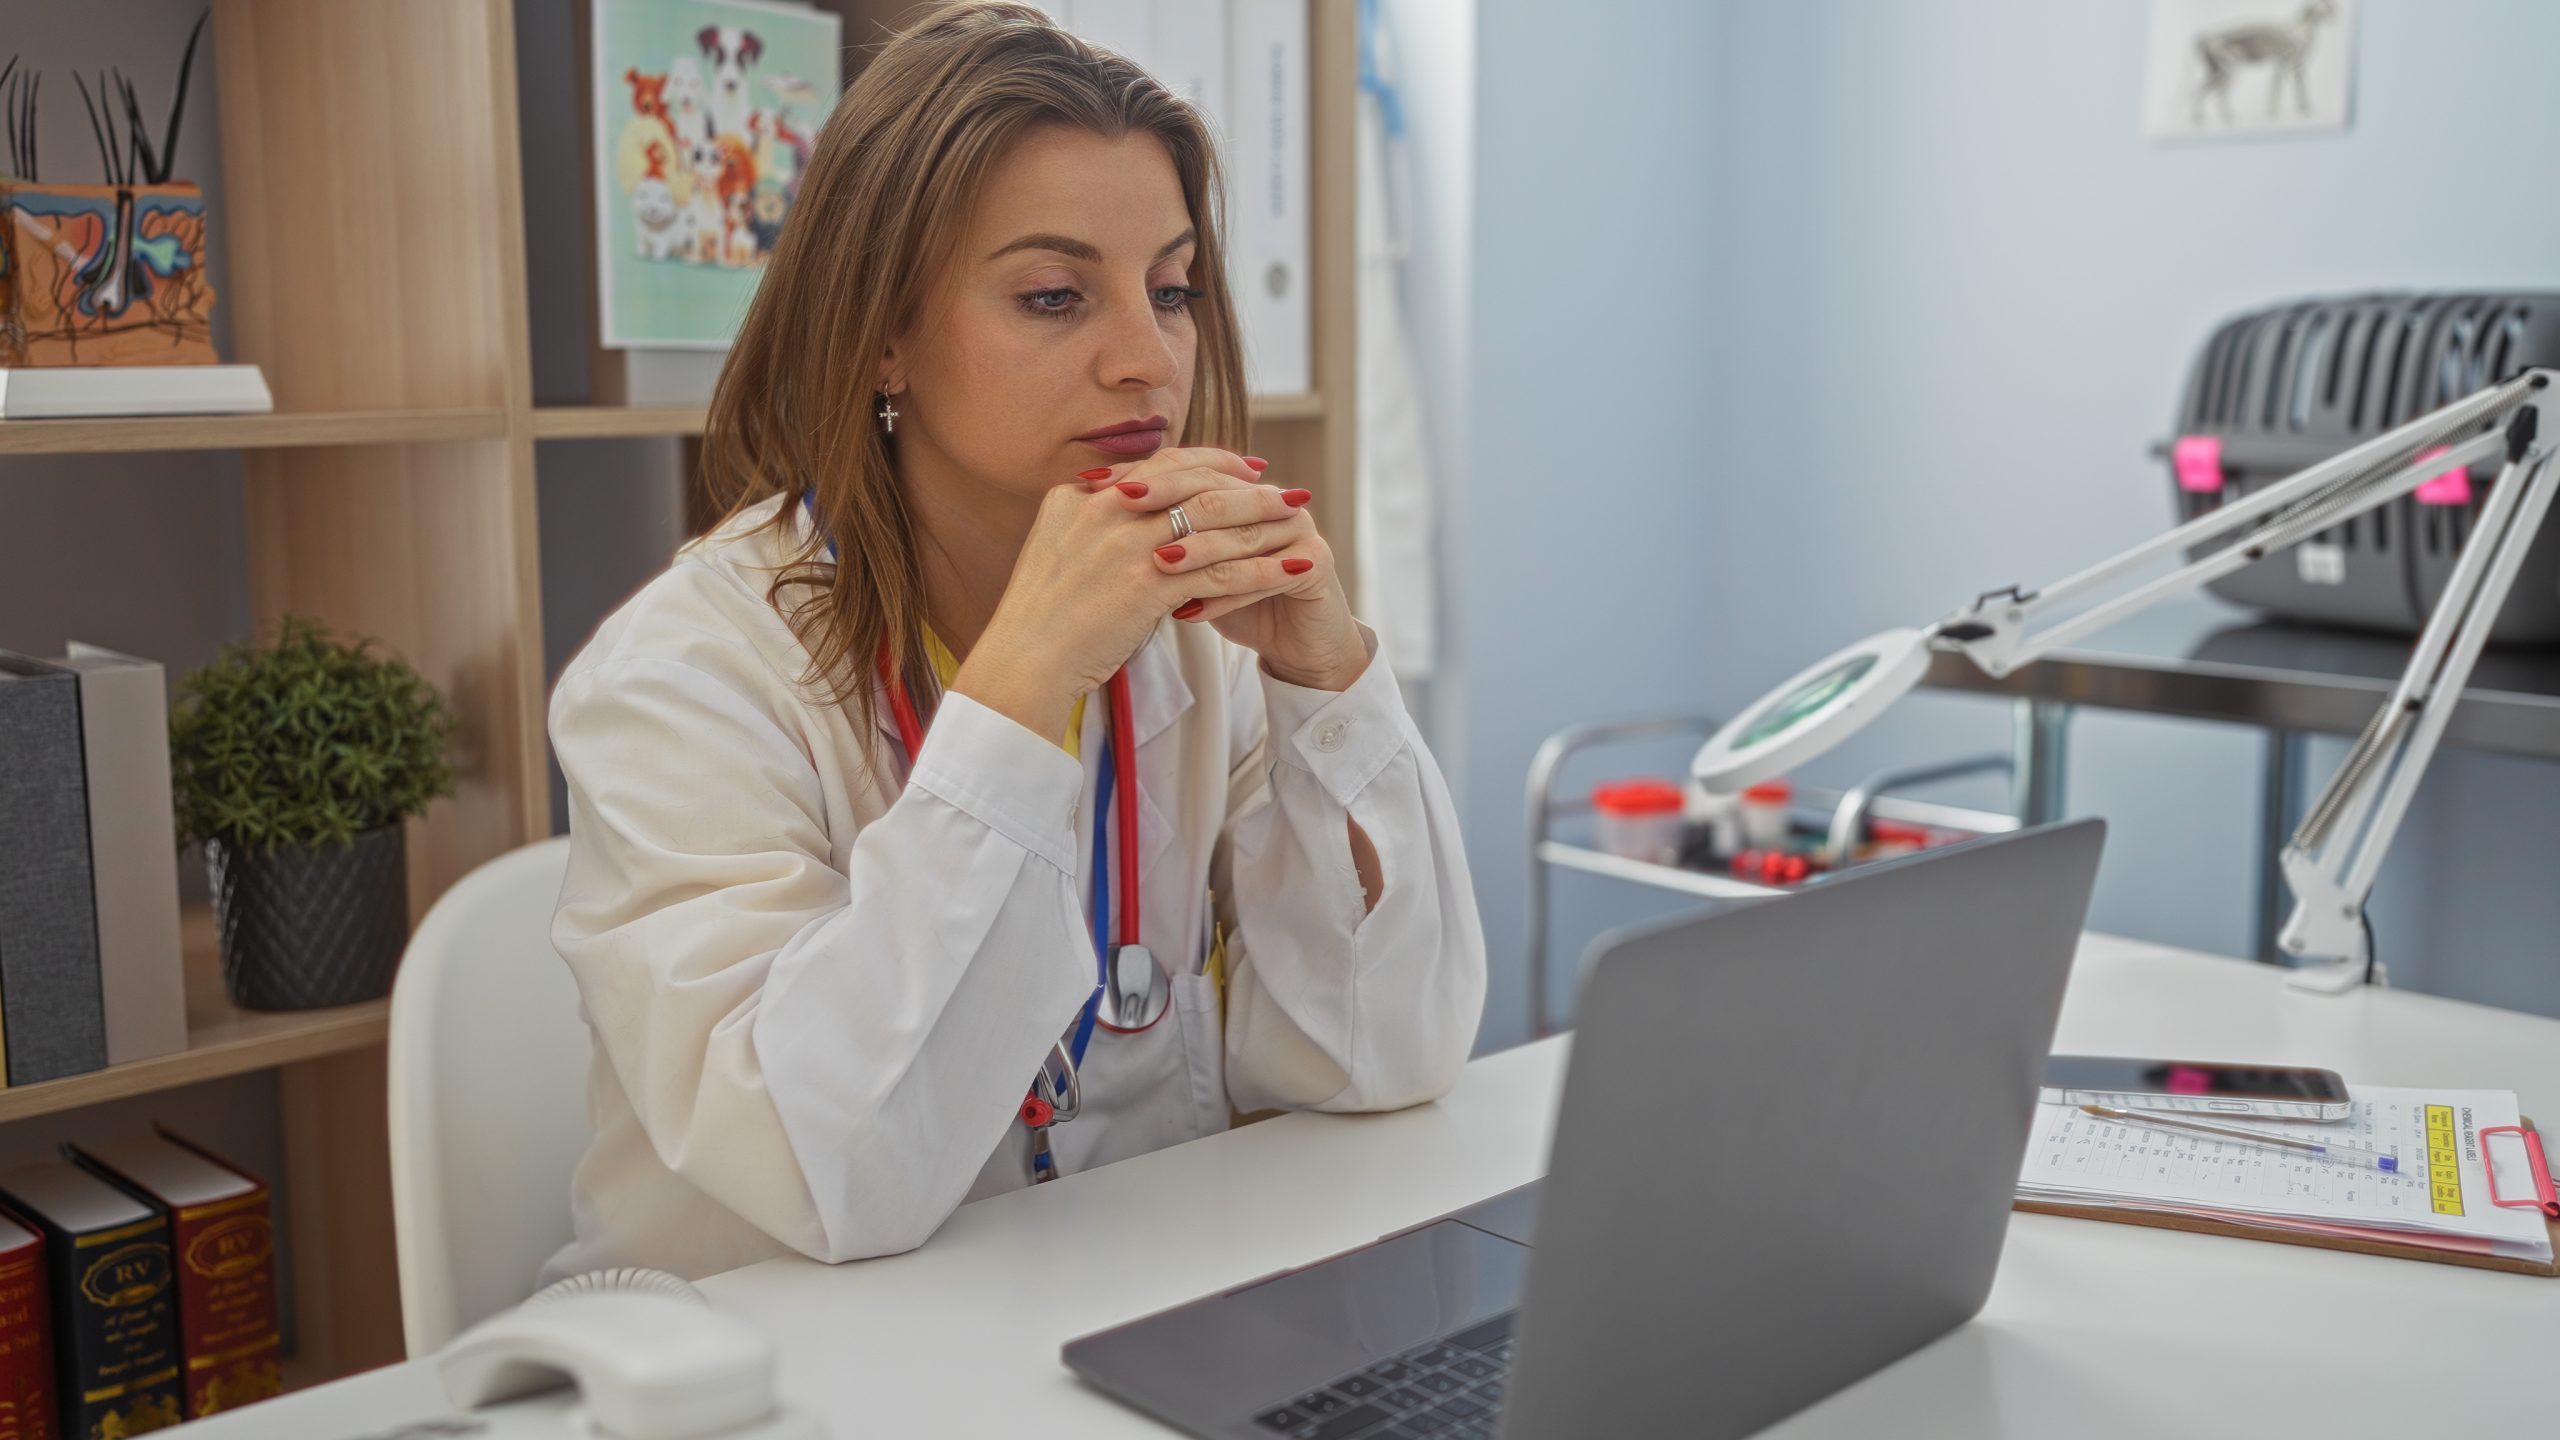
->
[802,494,1150,1179]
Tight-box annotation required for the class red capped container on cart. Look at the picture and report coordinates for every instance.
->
[1591,779,1684,865]
[1738,779,1794,850]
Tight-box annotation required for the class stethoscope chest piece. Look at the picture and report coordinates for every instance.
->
[1104,943,1169,1030]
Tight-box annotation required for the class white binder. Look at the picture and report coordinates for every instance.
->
[1064,0,1153,69]
[1223,0,1310,398]
[55,644,187,1067]
[1149,0,1229,146]
[1051,0,1308,400]
[1044,2,1229,147]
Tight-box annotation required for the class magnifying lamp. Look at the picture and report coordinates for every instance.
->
[1689,628,1935,796]
[1695,369,2558,993]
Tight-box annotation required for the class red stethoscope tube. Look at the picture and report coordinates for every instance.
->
[1110,672,1140,951]
[810,484,1165,1160]
[875,644,1157,1029]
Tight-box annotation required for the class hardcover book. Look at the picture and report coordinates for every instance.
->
[0,1164,180,1439]
[68,1132,277,1420]
[0,1211,55,1440]
[0,658,110,1085]
[52,646,187,1068]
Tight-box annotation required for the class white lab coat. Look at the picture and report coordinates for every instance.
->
[539,493,1486,1283]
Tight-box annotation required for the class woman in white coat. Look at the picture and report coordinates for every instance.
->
[542,2,1486,1284]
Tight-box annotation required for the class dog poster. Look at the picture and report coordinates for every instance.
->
[591,0,840,347]
[2144,0,2355,140]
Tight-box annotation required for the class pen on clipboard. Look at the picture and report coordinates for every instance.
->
[2080,1104,2402,1174]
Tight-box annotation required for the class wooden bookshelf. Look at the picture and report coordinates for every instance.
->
[529,392,1341,443]
[0,408,508,456]
[1249,392,1327,422]
[524,393,1326,443]
[529,402,708,440]
[0,908,387,1126]
[5,0,1361,1387]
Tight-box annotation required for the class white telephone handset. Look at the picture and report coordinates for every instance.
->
[439,1290,823,1440]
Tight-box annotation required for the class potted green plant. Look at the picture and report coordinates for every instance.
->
[169,616,456,1010]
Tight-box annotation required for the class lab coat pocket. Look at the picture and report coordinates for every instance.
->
[1171,970,1229,1141]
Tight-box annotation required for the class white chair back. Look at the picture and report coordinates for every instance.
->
[387,835,590,1356]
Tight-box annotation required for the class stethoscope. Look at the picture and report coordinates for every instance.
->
[803,494,1163,1178]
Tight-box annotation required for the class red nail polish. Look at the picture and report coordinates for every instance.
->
[1243,456,1270,472]
[1282,557,1314,575]
[1078,468,1114,481]
[1116,480,1150,498]
[1282,489,1311,508]
[1156,544,1186,564]
[1172,599,1205,620]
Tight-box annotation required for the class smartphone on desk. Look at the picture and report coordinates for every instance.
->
[2040,1055,2351,1122]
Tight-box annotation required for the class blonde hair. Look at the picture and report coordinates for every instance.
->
[698,0,1247,741]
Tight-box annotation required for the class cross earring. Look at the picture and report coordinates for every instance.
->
[877,392,900,435]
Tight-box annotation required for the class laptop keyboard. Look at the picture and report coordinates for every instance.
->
[1250,1311,1516,1440]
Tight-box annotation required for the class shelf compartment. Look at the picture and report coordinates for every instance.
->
[524,394,1325,440]
[529,403,709,440]
[1249,392,1324,421]
[0,907,388,1125]
[0,408,506,457]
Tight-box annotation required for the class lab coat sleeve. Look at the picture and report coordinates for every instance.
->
[1214,628,1486,1113]
[549,657,1095,1262]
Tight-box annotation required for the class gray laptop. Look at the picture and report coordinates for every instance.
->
[1063,818,2106,1440]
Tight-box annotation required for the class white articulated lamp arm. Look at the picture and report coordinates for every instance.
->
[1936,371,2547,679]
[1929,370,2552,992]
[1694,368,2555,996]
[2273,379,2556,989]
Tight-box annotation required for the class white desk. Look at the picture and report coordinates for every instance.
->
[184,934,2555,1438]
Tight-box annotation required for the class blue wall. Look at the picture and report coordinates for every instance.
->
[1455,0,2560,1049]
[1453,0,1726,1048]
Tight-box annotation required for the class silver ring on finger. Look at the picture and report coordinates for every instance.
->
[1166,504,1195,542]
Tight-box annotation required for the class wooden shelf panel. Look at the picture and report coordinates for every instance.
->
[525,395,1324,440]
[1249,392,1323,421]
[0,408,506,457]
[0,907,387,1125]
[531,403,709,440]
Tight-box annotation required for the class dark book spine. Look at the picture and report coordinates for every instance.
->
[0,663,108,1084]
[0,1236,55,1440]
[44,1218,178,1439]
[70,1147,278,1422]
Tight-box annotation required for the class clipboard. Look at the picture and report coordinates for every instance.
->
[2015,1117,2560,1278]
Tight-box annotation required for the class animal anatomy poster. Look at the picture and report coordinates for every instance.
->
[2144,0,2355,140]
[592,0,840,347]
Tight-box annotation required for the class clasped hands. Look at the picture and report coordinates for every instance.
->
[955,449,1370,744]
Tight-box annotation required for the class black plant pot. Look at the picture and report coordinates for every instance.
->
[205,825,409,1011]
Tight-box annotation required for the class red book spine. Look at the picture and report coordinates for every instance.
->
[165,1187,278,1420]
[0,1229,55,1440]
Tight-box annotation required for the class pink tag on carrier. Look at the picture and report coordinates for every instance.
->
[2413,445,2473,506]
[2172,435,2225,494]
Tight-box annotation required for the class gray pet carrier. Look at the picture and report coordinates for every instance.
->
[2169,292,2560,642]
